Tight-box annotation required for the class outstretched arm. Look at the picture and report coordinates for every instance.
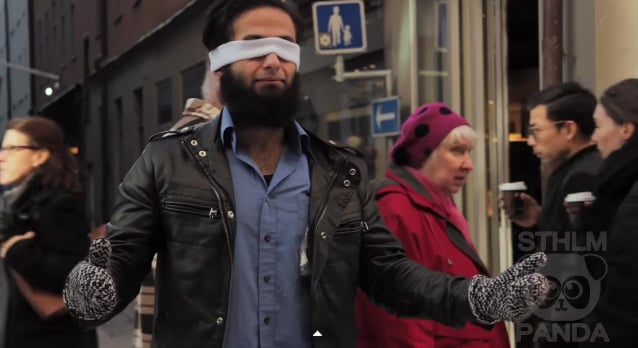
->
[357,183,548,327]
[64,149,160,326]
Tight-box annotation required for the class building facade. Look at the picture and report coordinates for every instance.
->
[0,0,32,129]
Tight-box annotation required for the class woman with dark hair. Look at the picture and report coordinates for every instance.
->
[0,116,96,347]
[577,78,638,346]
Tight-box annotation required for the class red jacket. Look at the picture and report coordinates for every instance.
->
[355,164,510,348]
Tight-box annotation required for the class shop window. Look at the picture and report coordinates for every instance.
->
[156,78,173,125]
[133,88,145,152]
[180,61,206,105]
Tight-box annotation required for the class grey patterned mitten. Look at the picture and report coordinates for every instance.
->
[63,238,117,324]
[468,252,549,324]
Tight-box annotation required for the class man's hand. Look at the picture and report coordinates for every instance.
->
[63,238,117,324]
[468,252,548,323]
[499,193,540,228]
[0,231,35,258]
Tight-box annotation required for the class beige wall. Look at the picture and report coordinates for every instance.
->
[594,0,638,93]
[567,0,638,94]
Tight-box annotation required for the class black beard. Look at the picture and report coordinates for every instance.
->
[220,69,300,129]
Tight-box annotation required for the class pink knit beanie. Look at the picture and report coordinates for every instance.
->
[391,102,469,168]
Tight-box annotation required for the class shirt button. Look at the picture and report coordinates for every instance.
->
[263,275,271,283]
[216,317,224,325]
[264,235,272,243]
[349,168,357,176]
[198,150,207,157]
[343,179,351,187]
[190,140,198,146]
[264,316,271,325]
[227,211,235,219]
[320,232,327,239]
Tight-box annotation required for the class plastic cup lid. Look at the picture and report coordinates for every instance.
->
[565,192,596,203]
[499,181,527,191]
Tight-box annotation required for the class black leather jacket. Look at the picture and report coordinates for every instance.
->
[106,119,474,348]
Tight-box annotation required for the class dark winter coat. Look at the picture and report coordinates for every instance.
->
[2,177,96,348]
[580,139,638,347]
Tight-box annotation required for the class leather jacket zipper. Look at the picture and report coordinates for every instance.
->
[164,201,220,220]
[310,160,346,293]
[180,139,235,343]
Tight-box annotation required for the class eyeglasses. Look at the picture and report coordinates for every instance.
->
[0,145,42,152]
[527,120,569,138]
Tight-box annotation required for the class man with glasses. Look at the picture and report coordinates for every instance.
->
[504,82,600,233]
[503,82,601,348]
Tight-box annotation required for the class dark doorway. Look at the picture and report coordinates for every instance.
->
[507,1,542,347]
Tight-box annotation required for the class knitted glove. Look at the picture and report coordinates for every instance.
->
[468,252,549,323]
[63,238,117,324]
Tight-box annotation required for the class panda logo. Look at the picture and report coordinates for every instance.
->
[533,253,607,322]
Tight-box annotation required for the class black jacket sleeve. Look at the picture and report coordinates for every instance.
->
[5,193,91,293]
[106,148,161,313]
[356,181,474,328]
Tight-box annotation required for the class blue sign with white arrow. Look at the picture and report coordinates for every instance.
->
[312,0,367,55]
[371,97,400,137]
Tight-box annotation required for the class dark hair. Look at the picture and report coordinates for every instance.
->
[526,81,597,138]
[7,116,81,194]
[600,78,638,125]
[202,0,304,51]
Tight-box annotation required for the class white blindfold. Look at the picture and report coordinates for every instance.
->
[208,37,301,72]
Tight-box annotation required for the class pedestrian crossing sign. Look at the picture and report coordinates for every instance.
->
[312,0,367,55]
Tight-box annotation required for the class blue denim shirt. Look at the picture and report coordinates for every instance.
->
[221,109,312,348]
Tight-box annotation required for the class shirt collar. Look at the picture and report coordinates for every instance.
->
[220,108,309,154]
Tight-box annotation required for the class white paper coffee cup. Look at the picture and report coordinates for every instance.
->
[565,192,596,203]
[499,181,527,191]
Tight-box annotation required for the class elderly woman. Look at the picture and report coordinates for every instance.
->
[578,78,638,346]
[355,103,509,347]
[0,117,96,348]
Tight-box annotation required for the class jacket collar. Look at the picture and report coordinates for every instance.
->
[550,145,599,179]
[190,114,355,207]
[384,162,490,275]
[218,108,310,155]
[385,162,442,215]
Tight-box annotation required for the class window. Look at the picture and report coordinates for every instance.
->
[114,0,123,24]
[37,20,43,66]
[133,88,145,152]
[52,25,57,67]
[61,16,66,63]
[83,37,90,76]
[156,78,173,125]
[180,61,206,106]
[44,12,49,70]
[70,5,76,58]
[114,98,125,178]
[435,1,448,52]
